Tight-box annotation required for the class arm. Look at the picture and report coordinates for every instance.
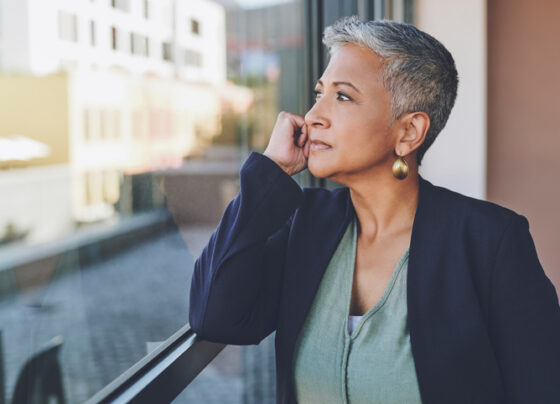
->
[489,215,560,403]
[189,152,304,345]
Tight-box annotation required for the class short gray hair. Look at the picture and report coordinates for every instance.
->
[323,16,458,164]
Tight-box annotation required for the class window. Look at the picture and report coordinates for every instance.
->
[99,109,106,139]
[111,26,118,50]
[143,0,149,19]
[90,20,96,46]
[131,33,149,57]
[58,11,78,42]
[190,18,200,35]
[162,41,173,62]
[84,109,90,140]
[111,0,130,12]
[113,110,120,138]
[84,172,93,206]
[0,1,312,403]
[103,170,120,204]
[129,32,134,54]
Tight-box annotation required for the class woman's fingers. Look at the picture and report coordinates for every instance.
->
[289,113,306,127]
[297,123,307,148]
[264,111,308,176]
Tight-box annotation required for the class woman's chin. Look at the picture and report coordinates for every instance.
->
[307,158,333,179]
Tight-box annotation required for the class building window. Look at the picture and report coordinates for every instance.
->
[113,110,120,139]
[84,172,97,206]
[90,20,96,46]
[99,110,106,139]
[143,0,149,19]
[58,11,78,42]
[190,18,200,35]
[111,0,130,12]
[131,33,149,57]
[103,170,120,204]
[84,109,90,141]
[184,49,202,67]
[162,42,173,62]
[111,26,118,50]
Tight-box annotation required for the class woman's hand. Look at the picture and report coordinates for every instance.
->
[264,111,310,176]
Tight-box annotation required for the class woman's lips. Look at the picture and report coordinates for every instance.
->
[309,139,331,151]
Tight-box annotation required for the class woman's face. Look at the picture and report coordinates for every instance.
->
[305,44,396,182]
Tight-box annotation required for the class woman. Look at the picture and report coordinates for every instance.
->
[189,16,560,403]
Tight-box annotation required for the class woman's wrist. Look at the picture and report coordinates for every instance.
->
[263,152,294,176]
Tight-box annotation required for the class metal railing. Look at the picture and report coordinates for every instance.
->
[85,325,224,404]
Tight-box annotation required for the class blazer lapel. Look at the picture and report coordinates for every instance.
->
[407,177,504,403]
[279,187,355,367]
[408,176,468,402]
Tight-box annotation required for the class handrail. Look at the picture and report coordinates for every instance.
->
[85,324,225,404]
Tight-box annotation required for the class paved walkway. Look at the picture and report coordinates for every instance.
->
[0,225,275,403]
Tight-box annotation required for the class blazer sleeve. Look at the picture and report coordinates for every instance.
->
[188,152,303,345]
[489,214,560,403]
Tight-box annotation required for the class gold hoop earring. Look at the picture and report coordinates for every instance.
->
[392,152,409,180]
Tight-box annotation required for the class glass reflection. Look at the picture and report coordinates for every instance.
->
[0,0,303,402]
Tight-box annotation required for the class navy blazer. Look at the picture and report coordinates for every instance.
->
[189,152,560,404]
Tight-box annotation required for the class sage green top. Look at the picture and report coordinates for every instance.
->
[292,215,422,403]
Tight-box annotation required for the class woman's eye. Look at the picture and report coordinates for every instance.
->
[312,90,351,102]
[337,92,351,101]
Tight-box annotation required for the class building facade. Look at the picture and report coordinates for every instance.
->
[0,0,227,236]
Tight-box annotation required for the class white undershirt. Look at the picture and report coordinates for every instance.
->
[348,315,363,333]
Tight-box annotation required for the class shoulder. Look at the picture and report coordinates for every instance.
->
[419,176,527,236]
[295,177,529,237]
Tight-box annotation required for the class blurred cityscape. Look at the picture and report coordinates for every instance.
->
[0,0,302,402]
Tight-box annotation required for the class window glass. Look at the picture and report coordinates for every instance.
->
[90,20,96,47]
[144,0,150,19]
[58,11,78,42]
[111,0,130,13]
[111,26,118,50]
[191,18,200,35]
[0,0,303,402]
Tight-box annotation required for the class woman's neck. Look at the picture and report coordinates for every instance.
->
[347,170,419,243]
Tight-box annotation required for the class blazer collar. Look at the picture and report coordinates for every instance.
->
[283,175,441,400]
[286,176,436,345]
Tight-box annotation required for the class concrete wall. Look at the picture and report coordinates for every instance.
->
[414,0,487,199]
[487,0,560,290]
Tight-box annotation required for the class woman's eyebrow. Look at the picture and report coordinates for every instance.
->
[316,79,362,94]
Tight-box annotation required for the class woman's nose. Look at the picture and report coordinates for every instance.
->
[304,101,330,129]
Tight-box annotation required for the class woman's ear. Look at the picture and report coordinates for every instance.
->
[395,112,430,157]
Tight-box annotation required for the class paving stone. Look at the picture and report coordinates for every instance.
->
[0,226,276,403]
